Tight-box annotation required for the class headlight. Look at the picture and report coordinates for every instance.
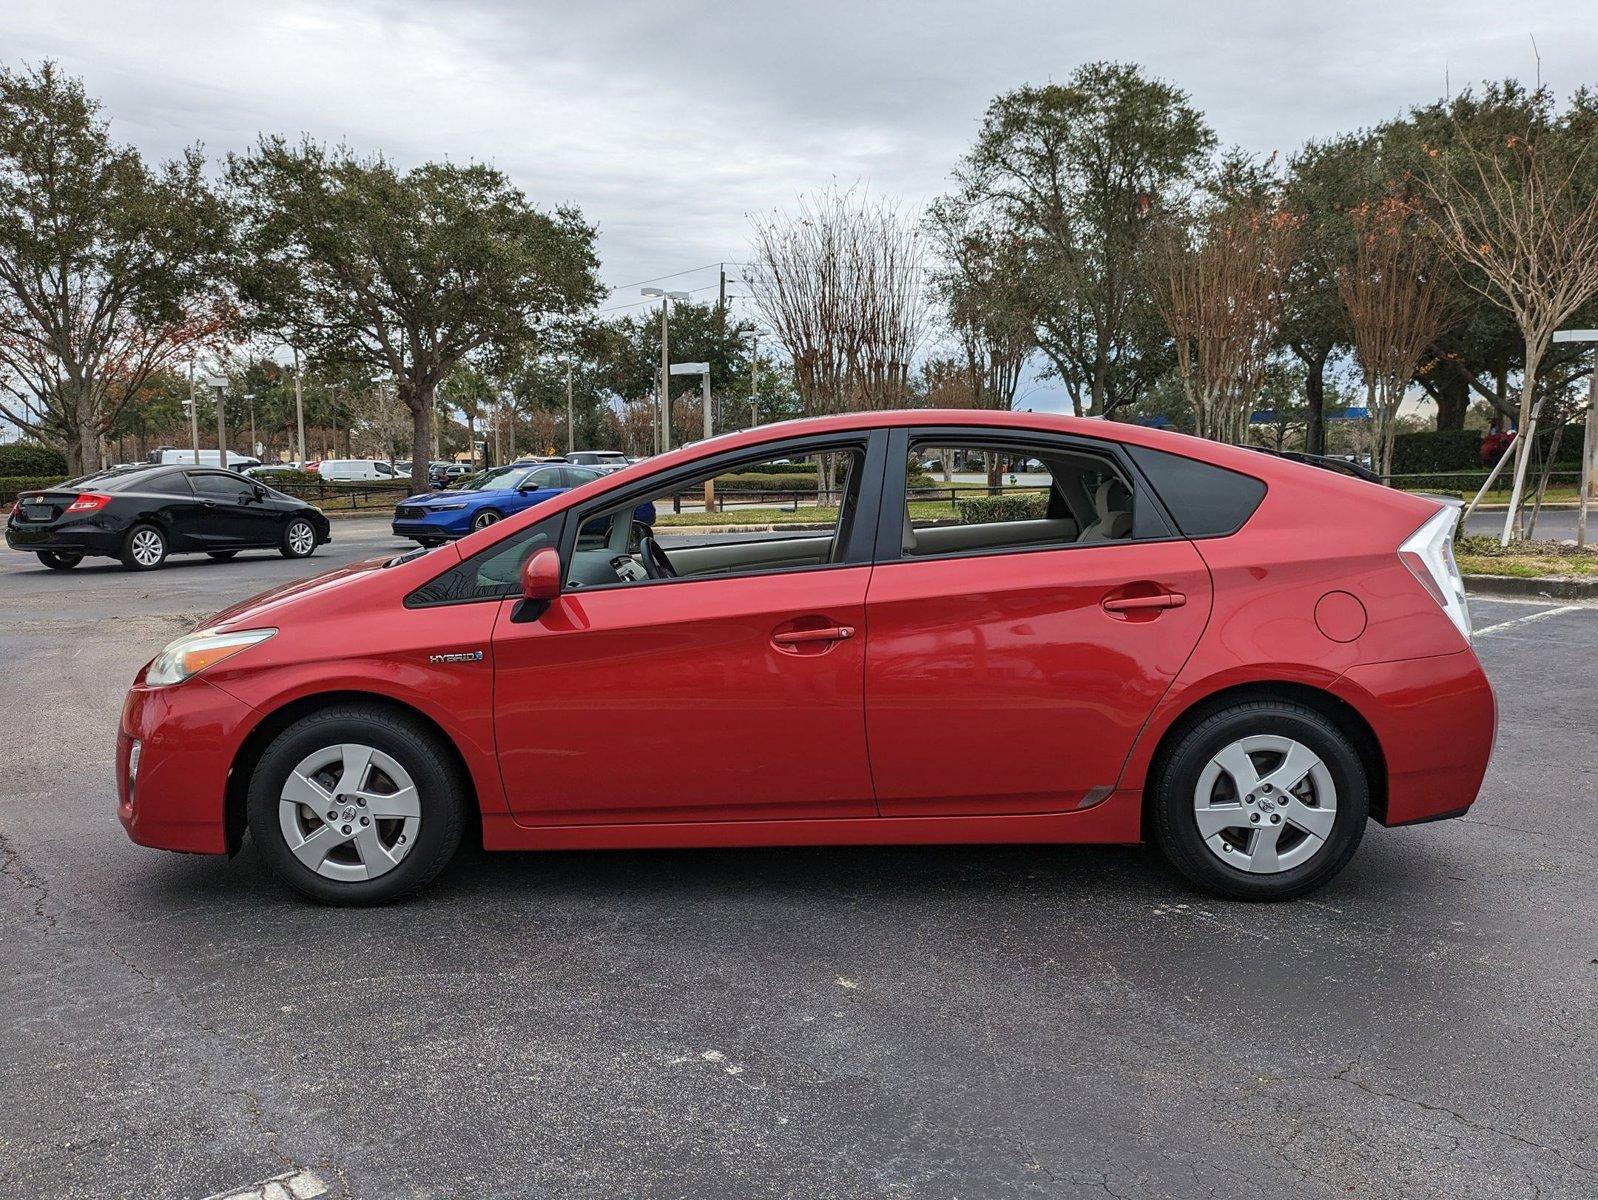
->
[145,628,276,687]
[428,503,469,511]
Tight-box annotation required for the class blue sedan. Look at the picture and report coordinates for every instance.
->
[391,463,601,545]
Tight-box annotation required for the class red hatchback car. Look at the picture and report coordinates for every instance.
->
[116,411,1495,905]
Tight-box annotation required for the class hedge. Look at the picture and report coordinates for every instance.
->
[0,444,67,476]
[1392,428,1582,474]
[0,475,70,504]
[955,492,1048,523]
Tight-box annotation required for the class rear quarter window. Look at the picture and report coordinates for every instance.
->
[1125,445,1267,538]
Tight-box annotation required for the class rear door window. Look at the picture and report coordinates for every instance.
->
[1124,445,1267,538]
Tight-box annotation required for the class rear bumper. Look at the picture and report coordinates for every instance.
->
[6,521,123,556]
[1330,647,1497,826]
[117,676,259,854]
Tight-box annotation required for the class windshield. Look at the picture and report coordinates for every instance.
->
[450,466,522,492]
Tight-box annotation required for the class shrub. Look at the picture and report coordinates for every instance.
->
[710,470,817,494]
[1392,428,1582,475]
[0,443,67,476]
[256,469,327,494]
[955,492,1048,523]
[0,475,70,504]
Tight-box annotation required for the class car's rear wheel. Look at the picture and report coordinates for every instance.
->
[37,550,82,570]
[280,518,317,559]
[120,524,167,570]
[207,551,238,561]
[246,704,465,905]
[1149,699,1368,901]
[470,509,502,532]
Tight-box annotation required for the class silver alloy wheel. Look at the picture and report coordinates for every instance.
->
[472,510,500,530]
[1192,734,1337,874]
[277,742,422,882]
[130,527,164,566]
[287,520,315,555]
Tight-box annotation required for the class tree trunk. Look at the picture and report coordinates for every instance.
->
[1301,346,1329,456]
[408,388,433,495]
[1433,372,1469,431]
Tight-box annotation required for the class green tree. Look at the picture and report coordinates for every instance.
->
[944,63,1215,418]
[228,138,603,493]
[0,63,230,472]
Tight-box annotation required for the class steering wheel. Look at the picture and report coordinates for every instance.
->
[638,536,677,580]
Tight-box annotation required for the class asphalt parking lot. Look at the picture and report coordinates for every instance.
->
[1,519,1594,1200]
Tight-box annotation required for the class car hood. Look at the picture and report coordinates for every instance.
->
[202,556,394,631]
[403,490,491,505]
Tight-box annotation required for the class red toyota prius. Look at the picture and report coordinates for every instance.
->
[116,411,1495,905]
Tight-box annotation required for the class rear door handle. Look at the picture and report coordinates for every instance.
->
[773,625,856,645]
[1102,592,1186,613]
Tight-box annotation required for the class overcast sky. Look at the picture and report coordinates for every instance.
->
[8,0,1595,409]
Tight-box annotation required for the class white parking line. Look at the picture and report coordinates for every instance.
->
[202,1169,326,1200]
[1473,605,1583,638]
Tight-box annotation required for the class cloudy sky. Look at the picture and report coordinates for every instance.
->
[8,0,1595,407]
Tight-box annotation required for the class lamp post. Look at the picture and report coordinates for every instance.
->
[1553,329,1598,548]
[740,330,761,427]
[671,361,713,509]
[642,288,690,453]
[290,346,307,466]
[205,374,228,466]
[186,358,201,465]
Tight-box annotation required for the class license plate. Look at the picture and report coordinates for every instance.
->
[21,502,50,521]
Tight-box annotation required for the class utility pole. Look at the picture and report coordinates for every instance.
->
[187,358,201,464]
[642,288,689,454]
[291,346,306,465]
[741,330,760,427]
[718,263,726,325]
[565,361,575,454]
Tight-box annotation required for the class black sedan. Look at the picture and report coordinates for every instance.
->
[5,464,331,571]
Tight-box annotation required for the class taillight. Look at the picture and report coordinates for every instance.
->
[1399,505,1471,640]
[65,493,112,513]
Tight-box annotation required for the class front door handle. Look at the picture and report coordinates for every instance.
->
[1102,592,1186,613]
[773,625,856,646]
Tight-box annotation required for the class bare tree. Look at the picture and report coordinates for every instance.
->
[1148,198,1297,442]
[1338,198,1453,476]
[1423,121,1598,540]
[746,185,929,498]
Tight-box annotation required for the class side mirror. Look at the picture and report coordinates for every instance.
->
[253,484,268,501]
[519,547,561,602]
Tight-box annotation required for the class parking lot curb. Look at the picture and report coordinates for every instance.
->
[1464,573,1598,601]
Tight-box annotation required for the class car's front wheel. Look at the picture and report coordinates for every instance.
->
[1149,699,1368,901]
[280,518,317,559]
[37,550,82,570]
[247,704,465,905]
[470,509,502,532]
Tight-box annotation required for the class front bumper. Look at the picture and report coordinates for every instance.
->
[117,675,260,854]
[1331,647,1497,826]
[392,512,471,541]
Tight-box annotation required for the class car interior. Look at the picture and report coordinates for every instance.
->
[901,441,1136,558]
[563,445,868,588]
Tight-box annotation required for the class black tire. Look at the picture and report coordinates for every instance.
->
[37,550,82,570]
[208,551,238,561]
[470,509,502,532]
[119,523,168,570]
[246,704,466,905]
[1149,699,1369,902]
[280,517,317,559]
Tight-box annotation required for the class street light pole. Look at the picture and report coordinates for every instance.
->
[291,346,306,465]
[642,288,690,453]
[1553,329,1598,548]
[187,358,201,464]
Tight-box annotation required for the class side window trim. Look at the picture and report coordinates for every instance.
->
[870,425,1175,565]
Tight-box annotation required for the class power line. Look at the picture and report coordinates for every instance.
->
[602,263,723,293]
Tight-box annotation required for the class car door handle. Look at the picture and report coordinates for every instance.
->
[772,625,856,645]
[1102,592,1186,613]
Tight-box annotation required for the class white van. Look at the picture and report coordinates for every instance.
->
[313,459,400,483]
[148,448,261,470]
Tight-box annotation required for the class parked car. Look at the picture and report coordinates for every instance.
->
[566,450,631,474]
[148,448,261,470]
[390,462,602,545]
[429,462,472,488]
[7,463,330,570]
[312,459,400,483]
[115,410,1492,905]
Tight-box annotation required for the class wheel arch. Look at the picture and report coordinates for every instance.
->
[1136,680,1389,832]
[224,689,480,855]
